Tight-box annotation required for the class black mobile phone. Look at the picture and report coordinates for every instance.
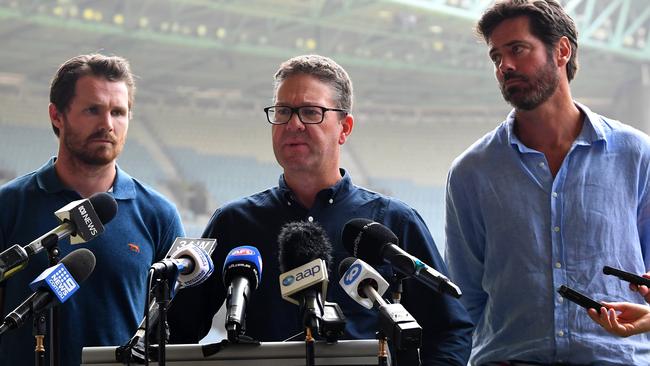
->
[603,266,650,287]
[557,285,603,312]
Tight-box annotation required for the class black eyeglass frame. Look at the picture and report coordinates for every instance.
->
[263,105,348,125]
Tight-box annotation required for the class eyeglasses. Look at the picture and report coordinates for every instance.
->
[264,105,348,125]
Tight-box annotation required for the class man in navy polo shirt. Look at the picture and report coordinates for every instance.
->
[0,54,184,365]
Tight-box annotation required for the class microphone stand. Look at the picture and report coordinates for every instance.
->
[376,331,389,366]
[366,285,421,366]
[153,277,171,366]
[33,313,47,366]
[45,235,60,366]
[390,272,406,304]
[305,327,315,366]
[390,270,423,364]
[300,289,322,366]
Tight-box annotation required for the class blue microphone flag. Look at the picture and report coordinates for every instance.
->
[29,263,79,303]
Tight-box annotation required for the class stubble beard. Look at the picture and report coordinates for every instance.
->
[61,116,122,166]
[500,56,560,111]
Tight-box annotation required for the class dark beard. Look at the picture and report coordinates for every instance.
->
[61,117,120,166]
[66,143,116,165]
[500,57,559,111]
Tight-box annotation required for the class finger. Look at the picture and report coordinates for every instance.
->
[605,309,623,335]
[589,307,609,329]
[589,309,608,330]
[606,308,618,329]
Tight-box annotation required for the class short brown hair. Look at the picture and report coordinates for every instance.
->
[476,0,579,81]
[274,54,353,112]
[49,54,135,136]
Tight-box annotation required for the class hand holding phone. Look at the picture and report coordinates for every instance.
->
[603,266,650,287]
[557,285,603,312]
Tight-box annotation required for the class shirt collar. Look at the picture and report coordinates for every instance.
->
[506,101,607,152]
[35,157,136,200]
[35,157,67,194]
[278,168,354,205]
[111,164,136,200]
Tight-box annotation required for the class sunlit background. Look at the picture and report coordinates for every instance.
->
[1,0,649,340]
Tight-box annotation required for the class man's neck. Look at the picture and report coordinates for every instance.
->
[514,93,582,150]
[513,88,583,177]
[54,154,117,198]
[283,169,342,209]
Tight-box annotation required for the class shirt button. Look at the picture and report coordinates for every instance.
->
[328,198,333,204]
[307,216,314,222]
[557,330,564,337]
[555,262,562,269]
[558,296,564,303]
[287,201,292,206]
[552,192,558,198]
[539,162,546,168]
[553,226,560,232]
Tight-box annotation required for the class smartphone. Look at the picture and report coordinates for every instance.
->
[557,285,603,312]
[603,266,650,287]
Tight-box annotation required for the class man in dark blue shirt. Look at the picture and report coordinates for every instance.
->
[168,54,472,365]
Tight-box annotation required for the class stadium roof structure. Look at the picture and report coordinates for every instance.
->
[0,0,647,122]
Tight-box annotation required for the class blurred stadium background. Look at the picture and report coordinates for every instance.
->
[0,0,649,259]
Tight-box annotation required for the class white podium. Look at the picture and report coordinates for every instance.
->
[82,339,382,365]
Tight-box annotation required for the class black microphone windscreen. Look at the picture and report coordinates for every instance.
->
[277,221,332,272]
[88,192,118,225]
[59,248,96,284]
[342,218,398,265]
[337,257,357,278]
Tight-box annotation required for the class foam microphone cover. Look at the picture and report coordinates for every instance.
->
[277,221,333,273]
[59,248,97,284]
[88,192,118,225]
[342,218,398,265]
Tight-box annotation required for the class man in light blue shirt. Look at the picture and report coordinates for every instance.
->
[445,1,650,365]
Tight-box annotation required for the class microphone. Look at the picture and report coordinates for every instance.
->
[223,246,263,342]
[146,244,214,364]
[342,218,462,298]
[118,241,215,362]
[338,257,390,309]
[0,248,96,335]
[150,243,214,288]
[338,257,422,351]
[0,192,117,282]
[277,221,332,332]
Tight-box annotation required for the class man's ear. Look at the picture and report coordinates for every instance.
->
[556,36,571,68]
[339,114,354,145]
[49,103,63,130]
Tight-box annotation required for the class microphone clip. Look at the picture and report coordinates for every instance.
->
[320,301,346,343]
[378,303,422,351]
[299,287,324,333]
